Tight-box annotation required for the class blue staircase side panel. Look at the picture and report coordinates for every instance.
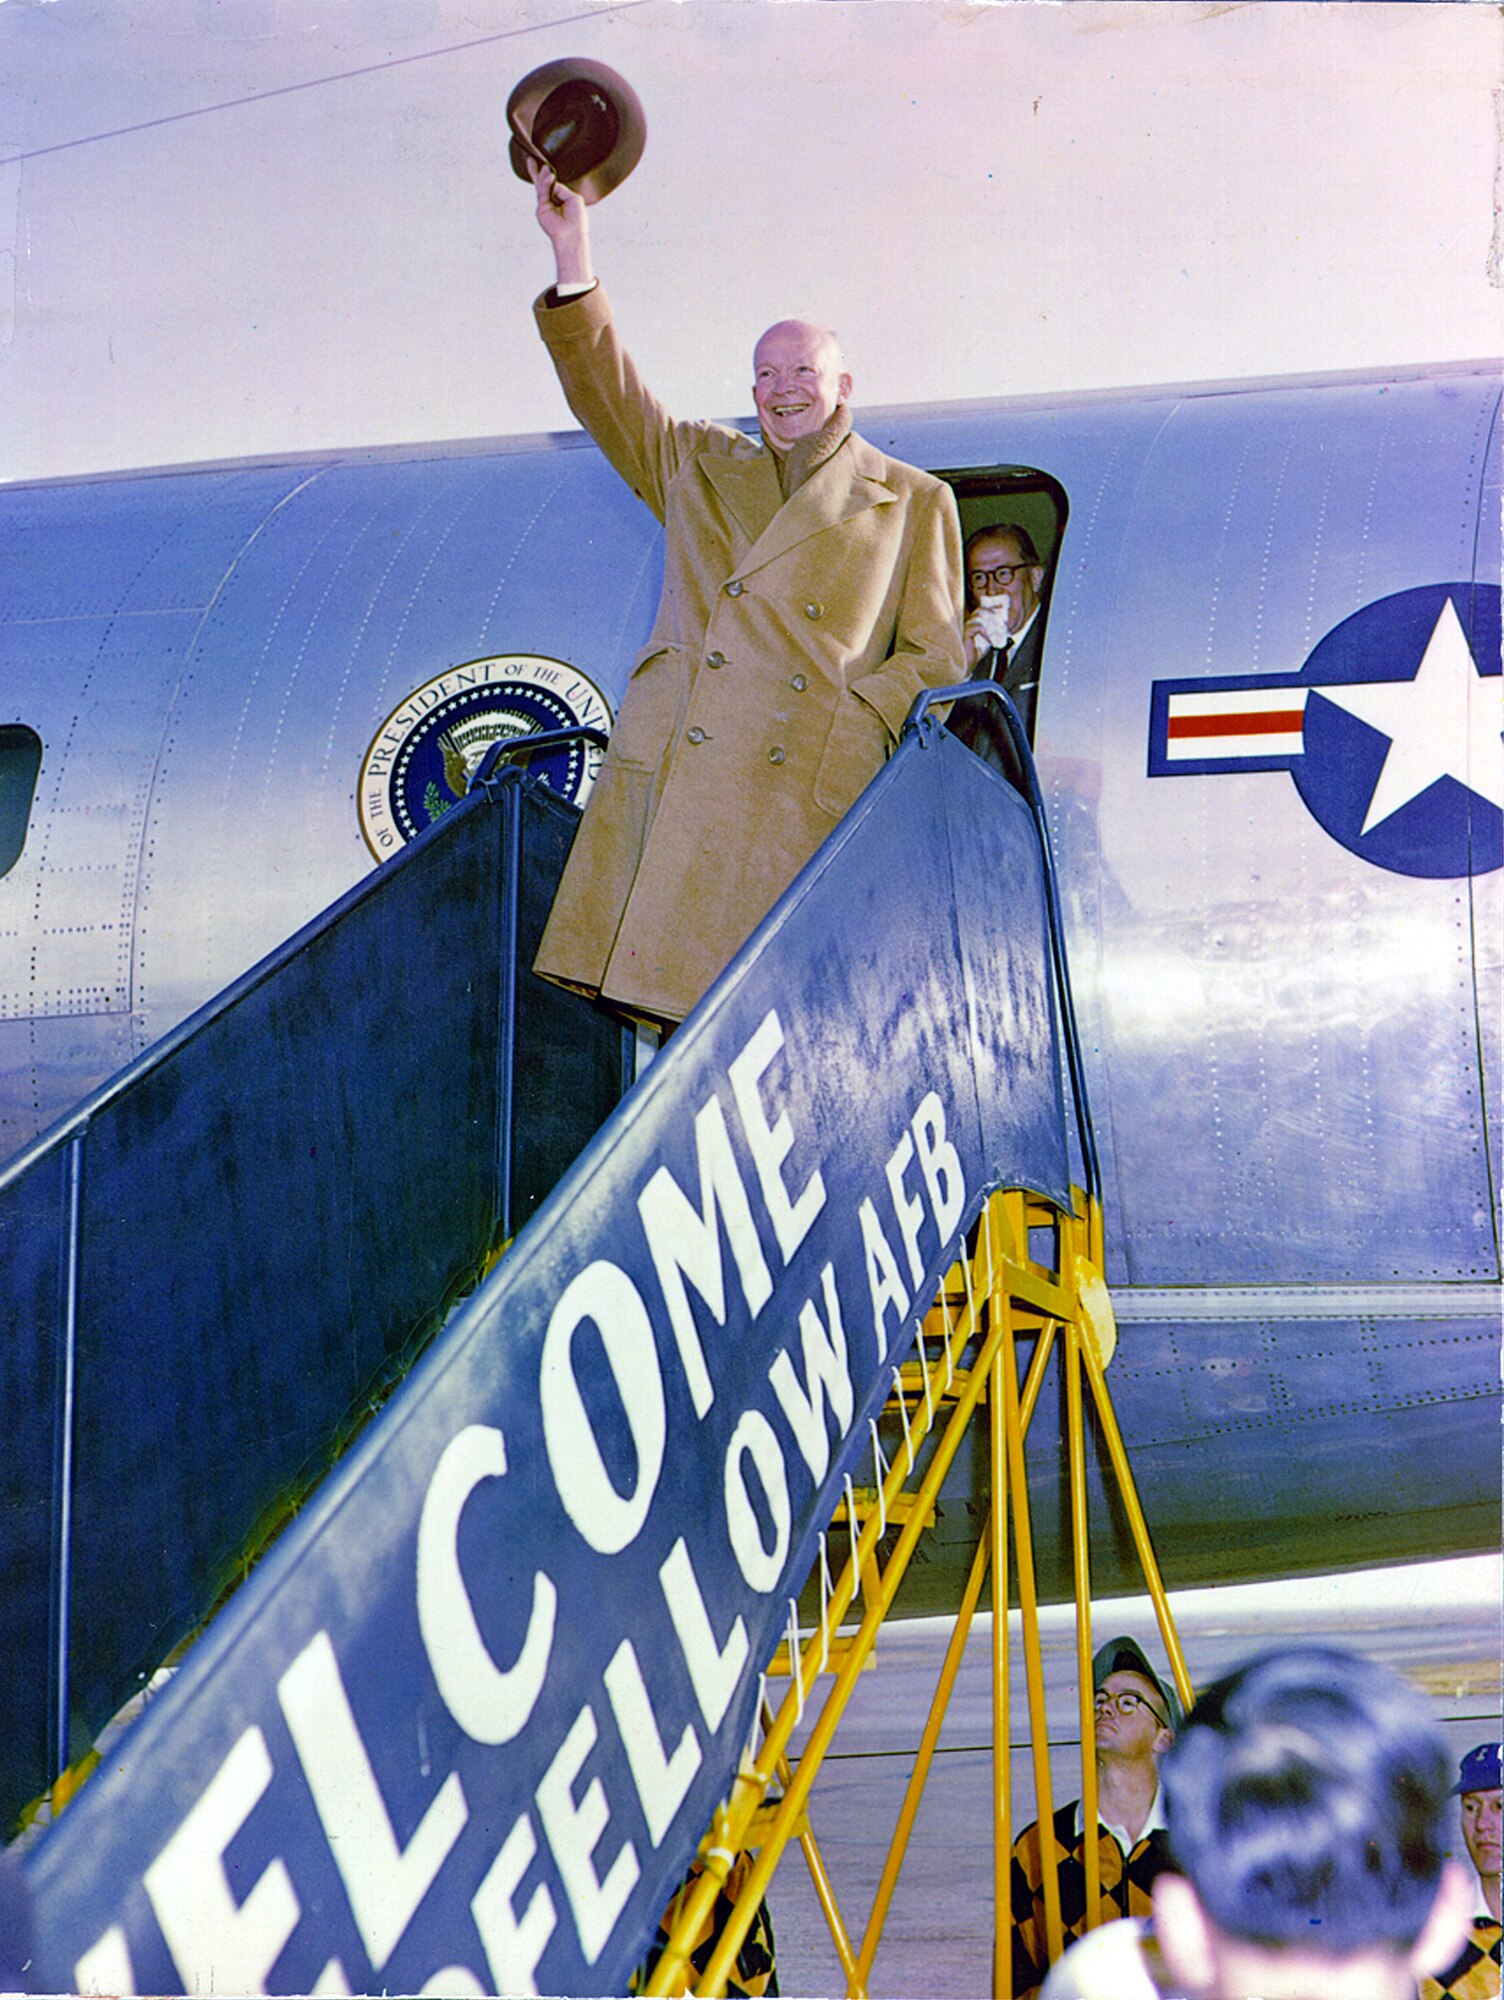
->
[0,1147,70,1813]
[0,791,516,1824]
[510,791,630,1233]
[23,734,1071,1998]
[62,800,511,1736]
[940,744,1072,1196]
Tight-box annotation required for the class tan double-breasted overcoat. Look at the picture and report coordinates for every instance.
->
[533,283,965,1022]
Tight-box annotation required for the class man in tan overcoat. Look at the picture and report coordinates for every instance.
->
[528,164,966,1026]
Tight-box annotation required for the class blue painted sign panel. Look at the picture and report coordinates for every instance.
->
[25,735,1068,1997]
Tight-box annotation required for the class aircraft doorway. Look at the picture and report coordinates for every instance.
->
[939,466,1068,757]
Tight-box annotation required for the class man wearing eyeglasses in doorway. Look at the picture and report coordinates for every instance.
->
[1011,1635,1183,2000]
[950,522,1047,786]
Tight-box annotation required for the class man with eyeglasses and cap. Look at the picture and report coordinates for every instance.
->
[1010,1635,1182,1999]
[1423,1742,1502,2000]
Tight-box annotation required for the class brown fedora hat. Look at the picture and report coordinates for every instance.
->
[507,58,646,205]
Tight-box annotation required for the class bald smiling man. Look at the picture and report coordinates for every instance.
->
[524,163,965,1029]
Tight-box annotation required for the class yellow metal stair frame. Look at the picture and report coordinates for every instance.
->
[643,1184,1195,2000]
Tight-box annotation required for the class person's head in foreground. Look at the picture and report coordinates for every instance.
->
[1149,1645,1474,1999]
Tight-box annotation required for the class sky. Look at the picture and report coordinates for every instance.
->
[1,0,1499,485]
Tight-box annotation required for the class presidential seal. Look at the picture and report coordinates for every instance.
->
[358,655,613,859]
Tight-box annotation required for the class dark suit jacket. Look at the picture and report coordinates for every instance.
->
[948,616,1043,789]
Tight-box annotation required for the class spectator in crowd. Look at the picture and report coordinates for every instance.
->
[1422,1741,1501,2000]
[1011,1635,1182,1998]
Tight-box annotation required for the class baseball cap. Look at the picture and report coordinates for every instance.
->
[1092,1634,1182,1733]
[1452,1742,1502,1795]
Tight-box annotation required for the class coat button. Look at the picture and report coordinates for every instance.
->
[768,745,786,765]
[687,726,706,745]
[707,650,725,669]
[790,673,808,692]
[804,601,823,619]
[726,579,744,597]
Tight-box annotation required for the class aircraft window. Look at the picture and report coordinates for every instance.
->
[0,726,43,880]
[937,466,1068,746]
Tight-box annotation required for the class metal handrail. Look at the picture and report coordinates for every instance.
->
[473,724,610,789]
[902,681,1101,1210]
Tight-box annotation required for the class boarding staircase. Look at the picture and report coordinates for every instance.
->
[6,692,1191,1997]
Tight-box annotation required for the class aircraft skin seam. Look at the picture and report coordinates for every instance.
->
[1461,383,1504,1273]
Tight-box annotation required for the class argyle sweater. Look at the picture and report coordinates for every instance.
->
[1011,1800,1174,2000]
[1421,1915,1502,2000]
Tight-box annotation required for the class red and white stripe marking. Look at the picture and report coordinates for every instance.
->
[1164,686,1308,759]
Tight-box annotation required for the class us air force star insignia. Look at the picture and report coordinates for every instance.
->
[1147,584,1502,879]
[358,655,614,860]
[1314,598,1504,835]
